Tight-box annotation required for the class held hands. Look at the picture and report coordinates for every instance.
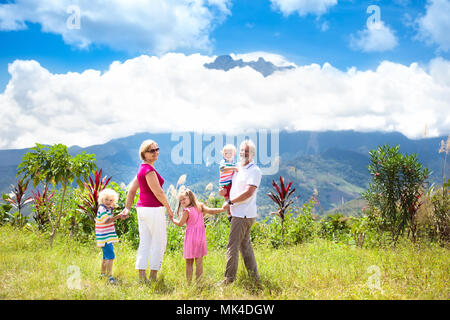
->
[120,208,130,220]
[170,208,189,225]
[167,207,174,219]
[222,202,230,211]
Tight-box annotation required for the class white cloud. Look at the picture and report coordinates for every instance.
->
[0,53,449,149]
[416,0,450,52]
[429,57,450,86]
[350,21,398,52]
[270,0,338,17]
[0,0,231,54]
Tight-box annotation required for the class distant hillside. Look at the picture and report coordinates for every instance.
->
[0,130,446,216]
[271,148,371,214]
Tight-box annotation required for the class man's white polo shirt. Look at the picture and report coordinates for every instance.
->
[229,161,262,219]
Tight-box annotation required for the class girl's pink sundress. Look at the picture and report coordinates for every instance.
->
[183,206,207,259]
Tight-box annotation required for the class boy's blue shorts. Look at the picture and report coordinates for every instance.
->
[101,242,115,260]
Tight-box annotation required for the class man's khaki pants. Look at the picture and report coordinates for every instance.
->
[225,216,260,282]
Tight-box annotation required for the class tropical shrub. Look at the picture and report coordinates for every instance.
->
[31,186,54,231]
[2,179,33,228]
[429,180,450,243]
[0,199,13,225]
[267,176,296,246]
[319,213,352,243]
[264,213,285,248]
[348,215,375,248]
[363,144,429,244]
[250,218,269,246]
[288,199,318,245]
[77,169,112,222]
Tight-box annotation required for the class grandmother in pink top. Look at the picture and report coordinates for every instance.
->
[122,139,174,283]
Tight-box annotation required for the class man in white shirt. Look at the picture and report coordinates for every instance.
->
[222,139,262,285]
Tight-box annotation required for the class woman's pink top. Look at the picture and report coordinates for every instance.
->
[136,163,165,207]
[183,206,207,259]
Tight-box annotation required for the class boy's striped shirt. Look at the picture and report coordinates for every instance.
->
[219,159,237,187]
[95,204,118,247]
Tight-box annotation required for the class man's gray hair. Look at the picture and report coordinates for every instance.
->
[240,139,256,160]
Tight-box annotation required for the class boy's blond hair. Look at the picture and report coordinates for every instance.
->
[98,188,119,208]
[222,144,236,155]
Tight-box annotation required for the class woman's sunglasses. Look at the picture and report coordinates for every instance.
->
[146,147,160,153]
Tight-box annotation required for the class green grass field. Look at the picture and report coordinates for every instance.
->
[0,225,448,300]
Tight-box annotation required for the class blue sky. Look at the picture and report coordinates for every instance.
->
[1,0,447,89]
[0,0,449,149]
[212,0,441,67]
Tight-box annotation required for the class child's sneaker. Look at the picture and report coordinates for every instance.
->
[108,276,117,285]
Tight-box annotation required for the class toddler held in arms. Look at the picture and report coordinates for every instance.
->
[218,144,238,222]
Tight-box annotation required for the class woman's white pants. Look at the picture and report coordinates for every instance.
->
[135,206,167,271]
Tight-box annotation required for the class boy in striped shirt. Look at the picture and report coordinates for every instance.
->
[96,188,128,284]
[218,144,239,221]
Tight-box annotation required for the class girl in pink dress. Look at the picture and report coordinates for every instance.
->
[169,187,225,283]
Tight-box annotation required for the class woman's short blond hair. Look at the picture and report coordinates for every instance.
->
[139,139,157,161]
[98,188,119,208]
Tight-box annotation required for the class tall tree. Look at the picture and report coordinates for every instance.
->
[17,143,96,246]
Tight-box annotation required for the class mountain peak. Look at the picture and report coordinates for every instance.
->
[204,54,294,77]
